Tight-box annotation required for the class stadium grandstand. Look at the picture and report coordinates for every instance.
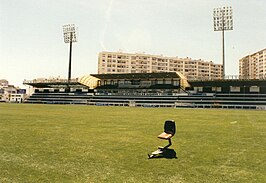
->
[24,72,266,110]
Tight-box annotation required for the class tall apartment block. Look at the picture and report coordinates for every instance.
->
[98,51,223,80]
[239,48,266,79]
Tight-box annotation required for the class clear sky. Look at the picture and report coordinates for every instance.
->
[1,0,265,88]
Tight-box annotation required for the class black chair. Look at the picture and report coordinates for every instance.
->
[148,120,176,159]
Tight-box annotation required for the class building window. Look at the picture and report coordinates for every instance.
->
[230,86,240,92]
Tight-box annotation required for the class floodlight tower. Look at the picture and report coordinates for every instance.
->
[63,24,77,86]
[213,6,233,78]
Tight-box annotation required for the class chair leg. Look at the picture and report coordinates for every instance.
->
[162,138,172,150]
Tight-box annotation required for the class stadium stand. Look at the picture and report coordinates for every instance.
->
[24,72,266,110]
[26,92,266,109]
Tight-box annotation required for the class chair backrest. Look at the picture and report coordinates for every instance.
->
[164,120,176,136]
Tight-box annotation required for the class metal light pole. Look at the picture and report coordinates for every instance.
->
[213,6,233,78]
[63,24,77,87]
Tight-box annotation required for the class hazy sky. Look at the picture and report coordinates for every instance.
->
[1,0,265,87]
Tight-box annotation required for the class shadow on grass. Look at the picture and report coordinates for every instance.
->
[148,148,178,159]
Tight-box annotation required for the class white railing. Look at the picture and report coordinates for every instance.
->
[23,78,79,84]
[188,75,266,81]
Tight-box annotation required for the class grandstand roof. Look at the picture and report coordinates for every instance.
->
[78,75,99,89]
[91,72,190,88]
[23,79,88,88]
[24,72,191,89]
[91,72,182,80]
[189,79,266,87]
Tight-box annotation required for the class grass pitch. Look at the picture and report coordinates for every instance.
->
[0,103,265,183]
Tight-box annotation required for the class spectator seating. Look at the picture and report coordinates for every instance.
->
[26,91,266,109]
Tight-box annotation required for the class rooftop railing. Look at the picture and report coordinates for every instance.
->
[23,78,79,84]
[188,75,266,81]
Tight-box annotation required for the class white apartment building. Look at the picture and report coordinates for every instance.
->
[98,51,223,80]
[0,80,27,102]
[239,48,266,79]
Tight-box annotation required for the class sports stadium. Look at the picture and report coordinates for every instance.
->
[1,1,266,182]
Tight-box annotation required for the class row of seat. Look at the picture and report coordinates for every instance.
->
[26,92,266,109]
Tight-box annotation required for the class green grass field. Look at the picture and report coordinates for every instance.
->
[0,103,265,183]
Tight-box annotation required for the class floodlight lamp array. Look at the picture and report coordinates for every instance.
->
[213,6,233,31]
[63,24,77,43]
